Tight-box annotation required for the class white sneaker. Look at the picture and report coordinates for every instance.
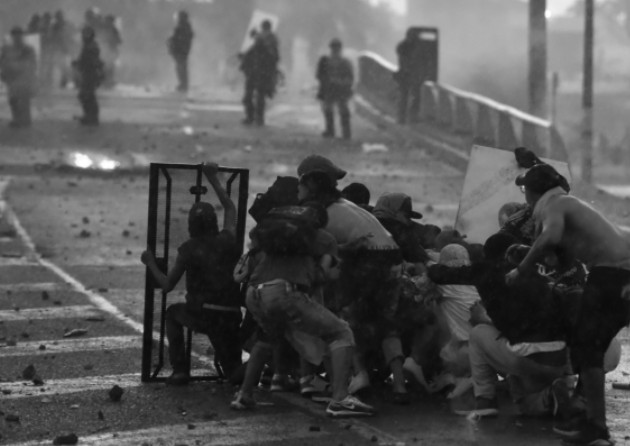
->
[326,395,376,417]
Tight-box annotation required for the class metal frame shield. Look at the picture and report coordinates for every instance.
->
[141,163,249,382]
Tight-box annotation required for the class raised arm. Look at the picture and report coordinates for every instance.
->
[202,162,236,236]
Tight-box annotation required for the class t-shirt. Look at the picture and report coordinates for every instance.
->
[325,199,398,250]
[178,230,240,309]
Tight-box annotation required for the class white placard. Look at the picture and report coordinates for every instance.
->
[240,10,280,53]
[454,145,571,244]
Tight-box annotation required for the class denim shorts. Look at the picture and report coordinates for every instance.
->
[246,280,354,360]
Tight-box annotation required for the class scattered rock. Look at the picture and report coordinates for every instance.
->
[187,424,196,430]
[70,404,79,409]
[79,230,91,238]
[370,436,378,442]
[97,288,109,293]
[109,385,124,402]
[32,375,44,386]
[13,306,20,312]
[6,338,17,346]
[309,426,321,432]
[21,332,29,339]
[67,181,78,188]
[122,230,130,238]
[39,345,46,351]
[53,300,62,306]
[86,316,105,322]
[98,410,105,421]
[82,217,90,224]
[2,389,12,395]
[126,250,132,256]
[83,364,93,371]
[53,433,79,445]
[5,413,20,423]
[64,329,88,338]
[41,397,52,403]
[22,365,36,380]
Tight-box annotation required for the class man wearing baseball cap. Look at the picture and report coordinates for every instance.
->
[506,163,630,445]
[297,155,347,185]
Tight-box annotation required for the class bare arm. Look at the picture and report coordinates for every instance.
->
[506,203,564,285]
[141,250,186,293]
[202,162,236,236]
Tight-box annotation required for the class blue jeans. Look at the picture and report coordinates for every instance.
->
[246,280,354,365]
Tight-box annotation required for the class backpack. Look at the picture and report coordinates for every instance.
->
[248,176,299,223]
[251,206,319,256]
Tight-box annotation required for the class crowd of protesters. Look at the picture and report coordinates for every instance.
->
[142,148,629,446]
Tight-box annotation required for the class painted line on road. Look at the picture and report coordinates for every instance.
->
[0,282,70,292]
[0,369,218,400]
[0,257,40,266]
[3,197,145,334]
[0,305,102,322]
[9,412,333,446]
[0,335,142,357]
[0,373,141,399]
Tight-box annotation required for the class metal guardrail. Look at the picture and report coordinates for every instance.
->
[357,51,568,162]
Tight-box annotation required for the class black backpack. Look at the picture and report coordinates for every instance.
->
[251,206,319,256]
[248,176,299,223]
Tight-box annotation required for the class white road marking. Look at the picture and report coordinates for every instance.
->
[0,257,39,266]
[0,305,102,322]
[0,282,70,292]
[9,412,331,446]
[0,335,142,357]
[0,373,141,399]
[0,370,215,400]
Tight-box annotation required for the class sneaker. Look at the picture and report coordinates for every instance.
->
[165,371,189,386]
[348,370,370,394]
[453,397,499,418]
[230,391,256,410]
[326,395,376,418]
[447,377,474,400]
[300,375,318,397]
[270,374,298,392]
[559,422,613,445]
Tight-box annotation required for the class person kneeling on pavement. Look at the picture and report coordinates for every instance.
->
[141,163,243,385]
[428,232,573,419]
[231,204,375,417]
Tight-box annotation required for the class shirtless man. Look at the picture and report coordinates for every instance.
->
[505,164,630,446]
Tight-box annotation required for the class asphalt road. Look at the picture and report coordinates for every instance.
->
[0,88,629,446]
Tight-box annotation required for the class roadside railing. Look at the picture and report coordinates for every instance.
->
[357,51,568,162]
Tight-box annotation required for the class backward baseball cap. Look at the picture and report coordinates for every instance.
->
[515,163,570,195]
[297,155,347,182]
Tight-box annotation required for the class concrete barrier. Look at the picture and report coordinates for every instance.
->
[356,51,569,163]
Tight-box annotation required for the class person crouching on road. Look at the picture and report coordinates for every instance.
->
[0,27,37,128]
[72,26,104,126]
[316,39,354,140]
[231,204,376,417]
[141,163,243,385]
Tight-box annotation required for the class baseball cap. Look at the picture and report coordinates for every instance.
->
[297,155,347,182]
[515,164,570,195]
